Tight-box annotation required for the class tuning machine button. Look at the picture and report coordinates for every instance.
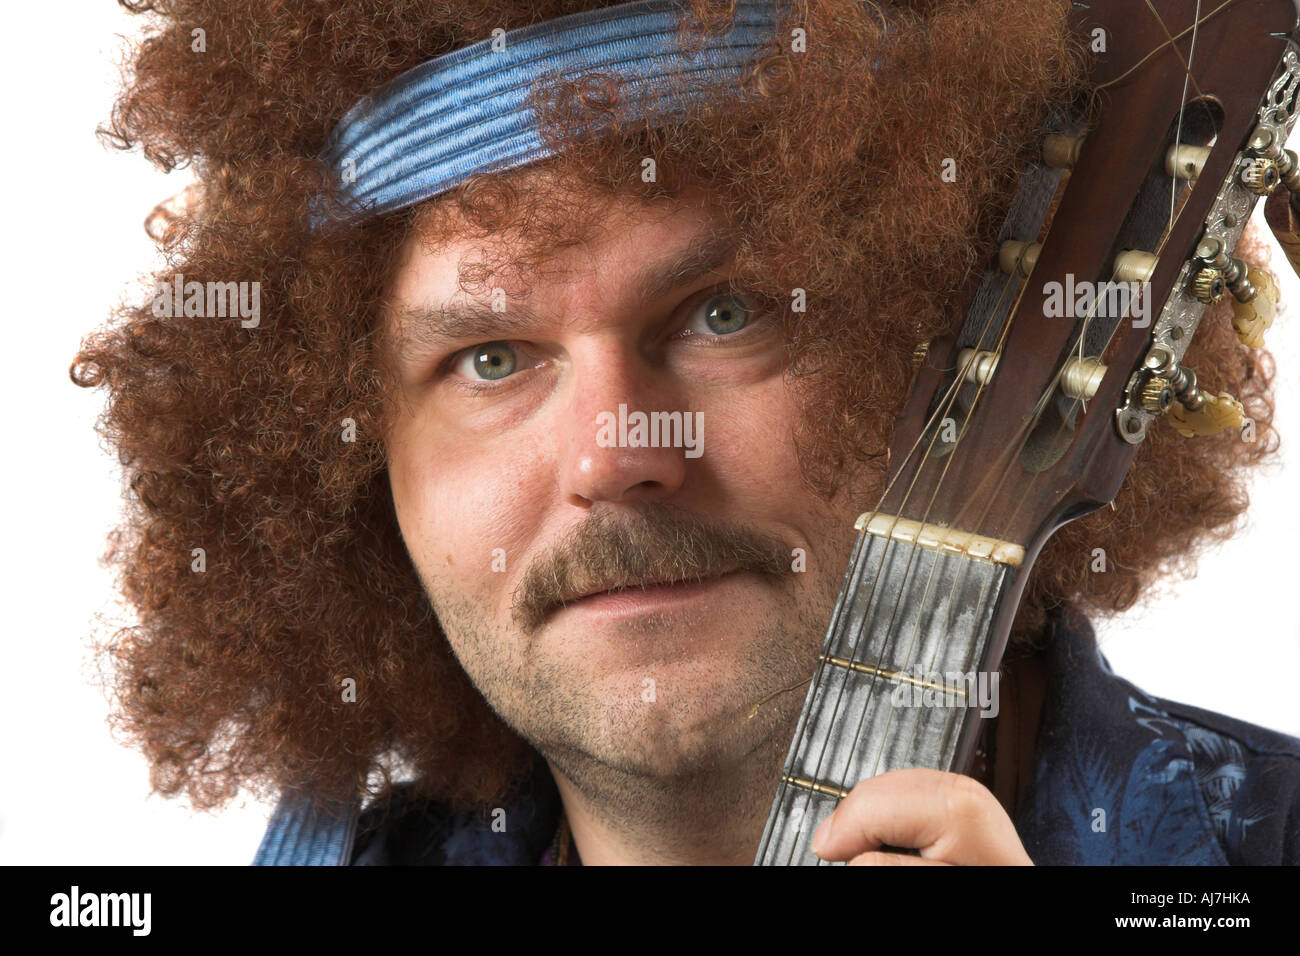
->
[1169,390,1246,438]
[1229,268,1277,349]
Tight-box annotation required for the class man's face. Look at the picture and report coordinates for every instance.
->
[382,185,868,788]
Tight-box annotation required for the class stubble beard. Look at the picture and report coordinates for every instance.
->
[425,562,842,854]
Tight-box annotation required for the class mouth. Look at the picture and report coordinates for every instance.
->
[554,566,744,616]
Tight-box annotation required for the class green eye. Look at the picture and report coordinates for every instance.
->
[456,341,517,381]
[693,292,752,335]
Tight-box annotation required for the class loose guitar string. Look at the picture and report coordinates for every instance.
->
[815,0,1217,855]
[761,2,1222,863]
[1151,0,1205,237]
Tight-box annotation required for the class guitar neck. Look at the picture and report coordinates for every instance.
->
[754,514,1021,866]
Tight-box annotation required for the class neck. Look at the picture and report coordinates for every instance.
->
[543,722,793,866]
[544,652,1046,865]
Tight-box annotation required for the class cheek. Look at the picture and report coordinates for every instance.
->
[697,376,802,493]
[387,417,545,595]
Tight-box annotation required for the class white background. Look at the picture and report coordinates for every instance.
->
[2,4,1297,864]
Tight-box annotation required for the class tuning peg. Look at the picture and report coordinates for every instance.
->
[1168,389,1245,438]
[1246,125,1300,217]
[1043,133,1085,169]
[998,240,1041,277]
[1166,144,1211,180]
[1138,352,1243,438]
[1230,267,1277,348]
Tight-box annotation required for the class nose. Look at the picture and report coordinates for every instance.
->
[559,348,691,509]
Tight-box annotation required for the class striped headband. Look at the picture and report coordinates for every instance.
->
[311,0,793,229]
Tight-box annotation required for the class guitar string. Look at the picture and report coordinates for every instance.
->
[761,0,1227,863]
[977,1,1215,543]
[811,0,1227,858]
[815,0,1220,856]
[757,313,1002,862]
[825,0,1219,853]
[1150,0,1205,231]
[759,0,1222,868]
[804,273,1034,863]
[770,267,1025,864]
[766,87,1083,864]
[755,187,1024,863]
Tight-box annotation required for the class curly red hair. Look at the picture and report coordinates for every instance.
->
[73,0,1280,817]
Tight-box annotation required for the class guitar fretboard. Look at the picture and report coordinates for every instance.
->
[754,518,1012,865]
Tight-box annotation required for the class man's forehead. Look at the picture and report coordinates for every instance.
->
[385,195,736,351]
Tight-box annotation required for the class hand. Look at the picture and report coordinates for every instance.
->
[810,767,1034,865]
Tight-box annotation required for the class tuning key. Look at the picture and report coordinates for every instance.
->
[1042,132,1085,169]
[1230,268,1277,348]
[1166,144,1211,180]
[1138,351,1243,438]
[1246,126,1300,215]
[1169,390,1246,438]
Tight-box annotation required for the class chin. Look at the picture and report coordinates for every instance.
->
[582,686,777,778]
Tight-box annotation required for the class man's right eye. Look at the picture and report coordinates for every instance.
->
[450,341,519,382]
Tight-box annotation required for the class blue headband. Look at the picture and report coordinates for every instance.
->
[312,0,791,228]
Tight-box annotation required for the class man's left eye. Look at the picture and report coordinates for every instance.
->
[683,290,756,337]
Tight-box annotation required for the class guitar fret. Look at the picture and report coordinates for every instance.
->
[817,653,970,698]
[779,774,851,800]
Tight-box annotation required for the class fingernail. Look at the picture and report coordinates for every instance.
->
[812,811,835,856]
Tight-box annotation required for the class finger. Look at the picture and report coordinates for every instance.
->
[811,767,1030,865]
[847,851,952,866]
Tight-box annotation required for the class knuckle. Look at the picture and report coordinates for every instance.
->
[943,771,991,819]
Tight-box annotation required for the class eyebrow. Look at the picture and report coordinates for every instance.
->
[393,228,737,355]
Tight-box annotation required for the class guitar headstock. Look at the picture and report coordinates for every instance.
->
[877,0,1300,559]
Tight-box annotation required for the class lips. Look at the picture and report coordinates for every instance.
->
[563,566,739,605]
